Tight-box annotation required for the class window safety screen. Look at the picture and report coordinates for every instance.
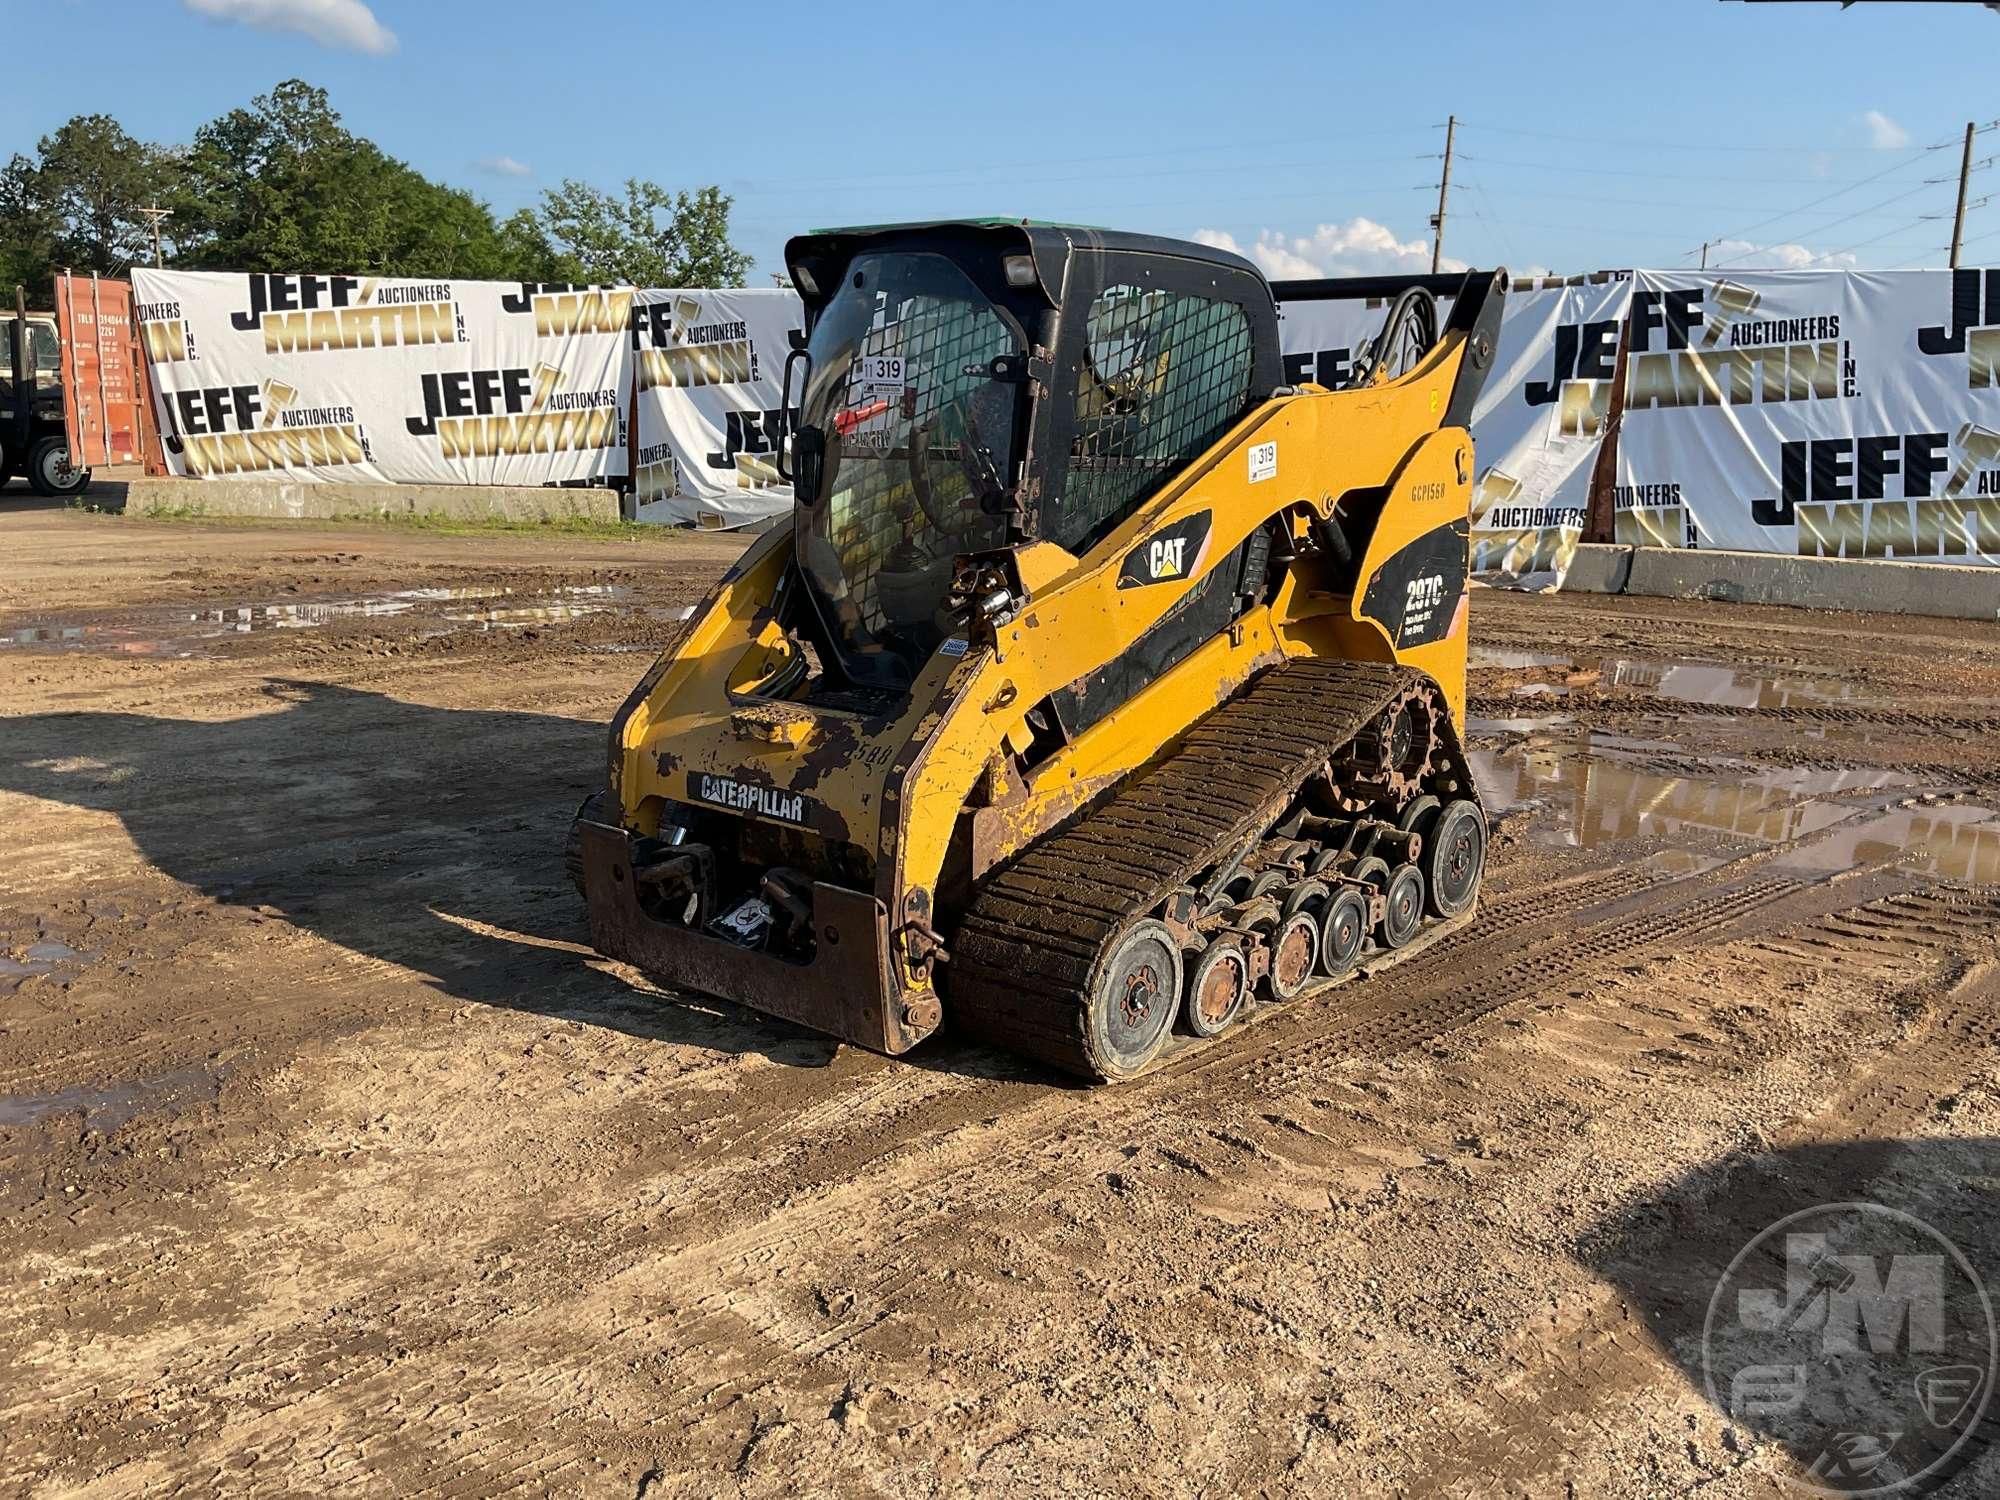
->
[1059,286,1254,552]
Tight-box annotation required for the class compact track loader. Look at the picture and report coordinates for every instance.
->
[571,221,1506,1081]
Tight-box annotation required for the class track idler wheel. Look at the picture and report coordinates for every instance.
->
[1085,919,1183,1080]
[1378,865,1426,948]
[1424,799,1487,918]
[1318,888,1370,978]
[1184,936,1249,1038]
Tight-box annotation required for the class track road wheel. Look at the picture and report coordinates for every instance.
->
[1379,865,1426,948]
[1318,889,1369,978]
[1183,937,1249,1038]
[1264,910,1319,1003]
[28,436,88,497]
[1397,794,1440,836]
[1348,854,1390,898]
[1424,799,1487,918]
[1085,919,1182,1080]
[1281,877,1330,922]
[1244,869,1287,903]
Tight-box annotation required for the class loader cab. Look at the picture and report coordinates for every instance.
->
[783,220,1283,690]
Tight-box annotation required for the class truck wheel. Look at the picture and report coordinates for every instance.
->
[0,442,14,488]
[28,436,89,497]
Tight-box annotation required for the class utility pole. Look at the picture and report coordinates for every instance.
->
[1699,241,1710,270]
[135,205,173,268]
[1950,121,1976,269]
[1430,115,1456,275]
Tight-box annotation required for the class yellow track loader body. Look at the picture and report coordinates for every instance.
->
[574,221,1505,1080]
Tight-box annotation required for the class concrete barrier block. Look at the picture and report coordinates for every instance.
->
[1557,543,1633,595]
[127,476,621,524]
[1622,546,2000,621]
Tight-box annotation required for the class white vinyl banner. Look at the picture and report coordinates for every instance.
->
[1615,268,2000,565]
[1276,273,1633,589]
[630,287,805,527]
[130,270,632,486]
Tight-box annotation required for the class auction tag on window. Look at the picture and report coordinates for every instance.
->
[1248,440,1278,484]
[856,354,906,394]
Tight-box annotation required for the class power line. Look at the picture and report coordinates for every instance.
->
[1456,118,1983,154]
[1459,151,1941,187]
[725,153,1440,199]
[1714,173,1965,265]
[1696,132,1963,257]
[1806,213,1951,266]
[1455,213,1736,244]
[721,129,1446,196]
[1451,178,1941,221]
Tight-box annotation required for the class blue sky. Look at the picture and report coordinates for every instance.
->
[8,0,2000,280]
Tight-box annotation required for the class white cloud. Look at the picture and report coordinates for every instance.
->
[1706,238,1857,271]
[476,156,533,179]
[183,0,397,55]
[1862,110,1910,149]
[1192,219,1464,280]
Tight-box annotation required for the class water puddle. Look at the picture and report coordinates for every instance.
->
[1469,725,1996,886]
[1472,734,1861,851]
[1773,802,2000,884]
[444,601,610,629]
[5,623,187,656]
[0,1064,220,1132]
[1641,848,1735,878]
[1467,714,1576,736]
[1598,657,1885,712]
[1471,647,1573,671]
[1471,645,1900,713]
[0,938,96,992]
[1,585,631,655]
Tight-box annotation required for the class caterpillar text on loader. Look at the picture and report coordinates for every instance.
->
[571,221,1505,1081]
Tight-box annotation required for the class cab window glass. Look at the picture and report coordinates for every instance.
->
[31,323,61,379]
[1055,285,1253,552]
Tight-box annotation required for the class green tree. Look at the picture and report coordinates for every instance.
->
[0,154,57,295]
[179,81,420,272]
[173,80,538,279]
[0,80,750,293]
[494,209,585,285]
[0,116,174,286]
[535,179,751,287]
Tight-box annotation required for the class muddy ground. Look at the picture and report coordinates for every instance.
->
[2,506,1997,1497]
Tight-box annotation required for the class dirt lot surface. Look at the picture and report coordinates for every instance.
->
[3,508,1998,1497]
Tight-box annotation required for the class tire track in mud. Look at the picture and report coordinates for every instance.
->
[15,536,2000,1492]
[3,859,1655,1488]
[104,860,1872,1493]
[1385,887,2000,1497]
[7,852,1890,1489]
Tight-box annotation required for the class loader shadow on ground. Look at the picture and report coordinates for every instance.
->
[0,677,1036,1081]
[1584,1134,2000,1493]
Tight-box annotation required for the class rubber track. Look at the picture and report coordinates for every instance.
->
[950,659,1436,1077]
